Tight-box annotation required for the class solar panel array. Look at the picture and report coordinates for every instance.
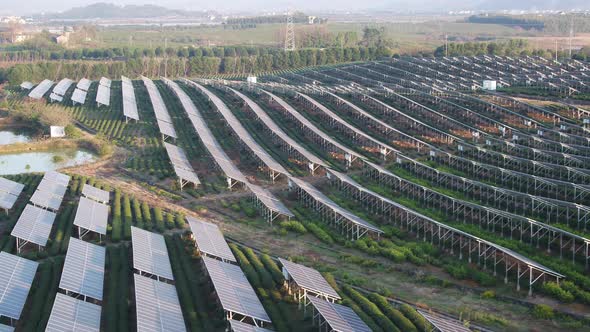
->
[230,88,326,168]
[11,204,57,247]
[202,256,271,324]
[307,296,371,332]
[71,88,88,105]
[190,82,288,177]
[279,258,340,300]
[186,216,236,262]
[52,78,74,96]
[167,78,245,183]
[142,76,177,139]
[0,252,39,320]
[167,79,292,218]
[96,84,110,106]
[134,274,186,332]
[81,184,110,204]
[46,293,101,332]
[28,79,54,99]
[59,238,105,301]
[0,177,25,210]
[73,197,109,236]
[228,319,273,332]
[121,76,139,121]
[131,226,174,281]
[76,78,92,91]
[30,171,70,211]
[163,142,200,186]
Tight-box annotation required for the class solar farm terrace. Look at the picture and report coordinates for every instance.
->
[0,54,589,332]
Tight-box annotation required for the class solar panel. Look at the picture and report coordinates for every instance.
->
[0,177,25,196]
[307,296,371,332]
[49,93,64,102]
[77,78,92,91]
[202,256,270,323]
[0,252,39,320]
[186,217,236,263]
[52,78,74,96]
[30,190,64,211]
[96,84,110,106]
[71,88,88,105]
[43,171,71,186]
[36,178,68,197]
[81,184,110,204]
[131,227,174,281]
[59,238,105,301]
[20,81,33,90]
[99,77,112,88]
[28,79,54,99]
[0,177,24,210]
[122,77,139,121]
[0,192,19,211]
[418,310,471,332]
[134,274,186,332]
[73,198,108,236]
[279,258,340,300]
[228,319,273,332]
[11,204,57,247]
[45,293,101,332]
[142,77,176,138]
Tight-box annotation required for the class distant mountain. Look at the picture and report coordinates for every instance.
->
[42,2,211,19]
[472,0,590,11]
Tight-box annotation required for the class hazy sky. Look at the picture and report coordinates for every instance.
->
[1,0,587,15]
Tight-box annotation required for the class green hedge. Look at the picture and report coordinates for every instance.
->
[343,286,399,332]
[368,293,418,332]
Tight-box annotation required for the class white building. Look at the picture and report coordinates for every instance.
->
[483,80,497,91]
[50,126,66,138]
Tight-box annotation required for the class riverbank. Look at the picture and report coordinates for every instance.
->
[0,136,113,157]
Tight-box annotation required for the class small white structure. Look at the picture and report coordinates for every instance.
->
[483,80,497,91]
[50,126,66,138]
[20,81,34,90]
[246,76,257,84]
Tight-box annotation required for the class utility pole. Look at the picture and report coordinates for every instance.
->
[284,10,295,51]
[555,39,558,62]
[569,15,574,58]
[445,34,448,57]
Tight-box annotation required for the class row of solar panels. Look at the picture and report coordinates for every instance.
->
[45,184,111,331]
[187,216,372,332]
[24,77,113,107]
[11,172,70,252]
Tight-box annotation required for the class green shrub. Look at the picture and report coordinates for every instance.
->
[541,282,575,303]
[532,304,554,320]
[399,304,433,332]
[280,220,307,234]
[368,293,417,332]
[481,290,496,299]
[343,286,399,332]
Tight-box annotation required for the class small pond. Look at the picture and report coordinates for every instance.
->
[0,149,96,175]
[0,130,32,145]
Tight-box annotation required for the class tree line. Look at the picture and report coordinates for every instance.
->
[434,39,557,58]
[0,46,391,84]
[467,14,590,34]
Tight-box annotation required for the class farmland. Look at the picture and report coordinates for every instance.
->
[1,54,590,332]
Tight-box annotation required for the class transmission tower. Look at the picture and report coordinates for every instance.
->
[284,10,296,51]
[568,15,574,58]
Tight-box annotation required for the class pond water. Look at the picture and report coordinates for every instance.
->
[0,130,32,145]
[0,149,96,175]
